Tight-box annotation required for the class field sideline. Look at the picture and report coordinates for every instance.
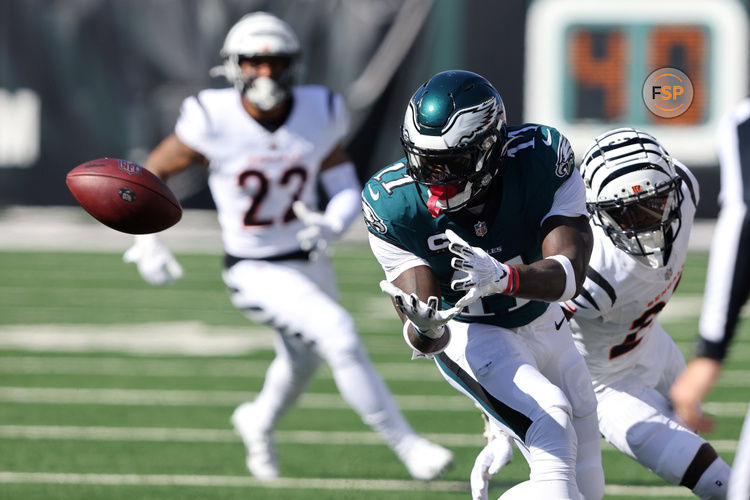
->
[0,207,747,499]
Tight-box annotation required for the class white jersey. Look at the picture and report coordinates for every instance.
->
[175,86,348,258]
[562,161,699,381]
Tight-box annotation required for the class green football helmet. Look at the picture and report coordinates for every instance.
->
[401,70,506,215]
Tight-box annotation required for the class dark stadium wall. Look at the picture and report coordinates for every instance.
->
[0,0,725,217]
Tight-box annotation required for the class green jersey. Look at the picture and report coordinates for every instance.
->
[363,123,577,328]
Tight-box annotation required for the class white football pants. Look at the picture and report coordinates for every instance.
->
[436,305,604,500]
[593,323,730,499]
[223,255,414,449]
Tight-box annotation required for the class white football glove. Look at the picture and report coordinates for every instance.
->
[379,280,460,336]
[445,229,515,310]
[380,280,460,360]
[292,201,343,256]
[123,234,183,285]
[470,431,515,500]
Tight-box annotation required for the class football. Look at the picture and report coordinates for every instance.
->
[66,158,182,234]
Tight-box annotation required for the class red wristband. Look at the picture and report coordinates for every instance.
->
[503,265,520,295]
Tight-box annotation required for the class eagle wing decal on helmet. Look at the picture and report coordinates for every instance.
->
[443,98,500,148]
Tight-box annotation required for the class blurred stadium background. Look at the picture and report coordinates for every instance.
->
[0,0,749,499]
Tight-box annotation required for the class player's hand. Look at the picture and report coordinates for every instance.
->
[470,432,514,500]
[292,201,343,256]
[379,280,460,335]
[445,230,514,309]
[123,234,183,285]
[670,357,721,433]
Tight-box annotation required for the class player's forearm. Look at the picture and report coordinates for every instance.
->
[522,214,593,302]
[671,357,722,406]
[513,259,574,302]
[144,133,204,181]
[390,265,442,324]
[321,163,361,235]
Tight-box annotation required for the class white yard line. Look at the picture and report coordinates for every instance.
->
[0,471,467,492]
[0,322,275,356]
[0,425,484,447]
[0,471,698,496]
[2,355,748,386]
[0,316,747,357]
[0,356,441,382]
[0,386,745,416]
[0,386,474,410]
[0,424,739,453]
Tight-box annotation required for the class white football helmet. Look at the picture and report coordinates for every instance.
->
[215,12,300,111]
[580,128,683,267]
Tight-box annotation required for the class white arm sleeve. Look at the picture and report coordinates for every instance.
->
[320,161,361,233]
[174,94,210,154]
[368,233,429,281]
[541,169,588,224]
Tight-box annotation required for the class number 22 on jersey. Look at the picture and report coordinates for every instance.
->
[238,166,308,227]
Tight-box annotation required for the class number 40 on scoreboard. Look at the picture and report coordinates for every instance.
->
[525,0,748,165]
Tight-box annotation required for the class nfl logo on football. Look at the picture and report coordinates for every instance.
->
[474,221,488,237]
[118,160,142,175]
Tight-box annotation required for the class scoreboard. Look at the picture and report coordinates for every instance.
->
[525,0,748,164]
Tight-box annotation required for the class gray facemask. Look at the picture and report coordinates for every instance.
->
[243,76,289,112]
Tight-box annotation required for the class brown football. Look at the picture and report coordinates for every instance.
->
[66,158,182,234]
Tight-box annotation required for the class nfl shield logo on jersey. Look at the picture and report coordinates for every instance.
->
[474,220,488,237]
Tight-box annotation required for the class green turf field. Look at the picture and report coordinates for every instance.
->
[0,244,747,499]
